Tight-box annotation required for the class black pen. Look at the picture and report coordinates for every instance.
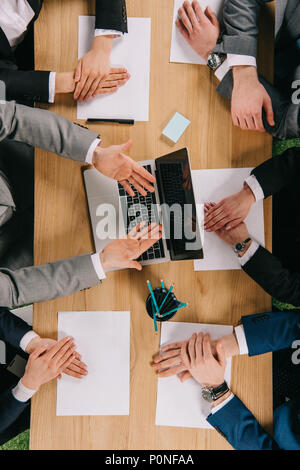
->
[86,118,135,125]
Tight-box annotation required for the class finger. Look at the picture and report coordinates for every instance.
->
[44,337,73,359]
[74,60,82,83]
[78,75,97,101]
[232,112,240,128]
[188,333,197,364]
[203,333,213,360]
[134,222,160,240]
[58,353,76,374]
[181,340,191,369]
[152,356,182,371]
[206,216,232,232]
[93,86,118,97]
[139,233,162,254]
[133,162,156,184]
[128,177,147,196]
[185,0,200,28]
[109,67,128,75]
[192,1,206,23]
[216,341,226,367]
[205,6,219,27]
[121,139,133,153]
[263,96,275,126]
[128,221,147,239]
[253,112,265,132]
[74,74,88,100]
[56,344,76,368]
[204,205,224,225]
[101,79,127,88]
[178,5,193,34]
[157,364,187,378]
[195,332,204,361]
[179,371,193,382]
[176,18,190,41]
[225,217,243,231]
[120,180,135,196]
[246,115,256,131]
[161,342,184,353]
[65,361,88,377]
[153,348,182,363]
[131,171,156,193]
[30,344,49,360]
[128,260,142,271]
[85,77,102,101]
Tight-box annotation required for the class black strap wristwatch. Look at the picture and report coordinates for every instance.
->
[201,381,230,403]
[233,238,251,254]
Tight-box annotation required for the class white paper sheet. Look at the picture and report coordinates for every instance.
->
[192,168,265,271]
[156,321,233,429]
[170,0,224,65]
[57,311,130,416]
[77,17,151,121]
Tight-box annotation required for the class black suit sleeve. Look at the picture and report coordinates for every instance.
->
[0,388,29,435]
[251,147,300,198]
[0,308,32,350]
[95,0,128,33]
[0,68,51,103]
[243,246,300,306]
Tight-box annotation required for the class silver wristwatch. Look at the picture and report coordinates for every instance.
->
[233,238,252,254]
[207,53,226,71]
[201,381,230,403]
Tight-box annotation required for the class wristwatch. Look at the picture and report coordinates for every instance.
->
[233,238,251,254]
[207,52,226,71]
[201,381,230,403]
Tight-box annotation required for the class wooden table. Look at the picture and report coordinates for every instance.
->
[31,0,275,450]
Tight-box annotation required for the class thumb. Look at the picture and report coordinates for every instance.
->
[128,260,142,271]
[121,139,133,153]
[180,371,192,383]
[205,6,219,27]
[216,341,226,366]
[75,60,82,82]
[263,96,275,126]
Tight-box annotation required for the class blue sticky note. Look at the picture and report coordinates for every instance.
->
[162,112,191,143]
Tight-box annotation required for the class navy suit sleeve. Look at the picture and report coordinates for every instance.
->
[207,395,278,450]
[95,0,128,33]
[0,387,29,435]
[0,308,32,350]
[241,311,300,356]
[0,69,51,103]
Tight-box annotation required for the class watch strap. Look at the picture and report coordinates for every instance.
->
[210,381,230,401]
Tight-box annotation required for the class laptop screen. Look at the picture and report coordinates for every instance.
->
[155,148,203,261]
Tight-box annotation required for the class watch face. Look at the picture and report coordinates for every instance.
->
[208,54,222,70]
[201,389,213,403]
[235,243,243,251]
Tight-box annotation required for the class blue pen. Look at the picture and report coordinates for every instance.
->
[161,303,188,317]
[159,285,174,312]
[151,299,158,332]
[147,280,160,316]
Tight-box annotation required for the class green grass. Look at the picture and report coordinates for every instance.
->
[0,429,29,450]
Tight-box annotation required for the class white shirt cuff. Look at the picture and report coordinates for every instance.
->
[94,29,122,38]
[227,54,257,69]
[12,379,37,403]
[48,72,56,103]
[210,392,235,414]
[245,175,265,202]
[234,325,249,355]
[238,240,260,266]
[214,58,230,81]
[91,253,106,280]
[85,138,101,164]
[19,331,39,353]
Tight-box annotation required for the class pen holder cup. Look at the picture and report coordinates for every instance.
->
[146,287,179,322]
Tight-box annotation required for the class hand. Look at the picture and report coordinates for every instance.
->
[89,67,130,99]
[74,36,113,102]
[176,1,220,61]
[181,333,226,387]
[21,337,77,391]
[100,222,162,271]
[215,221,251,251]
[232,66,275,131]
[26,336,88,379]
[204,184,255,232]
[92,140,156,196]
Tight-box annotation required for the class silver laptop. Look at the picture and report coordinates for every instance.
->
[83,148,203,267]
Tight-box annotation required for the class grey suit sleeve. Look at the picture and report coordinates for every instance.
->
[214,0,270,57]
[0,101,99,163]
[0,254,100,309]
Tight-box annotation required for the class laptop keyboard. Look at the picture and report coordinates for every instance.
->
[117,164,165,261]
